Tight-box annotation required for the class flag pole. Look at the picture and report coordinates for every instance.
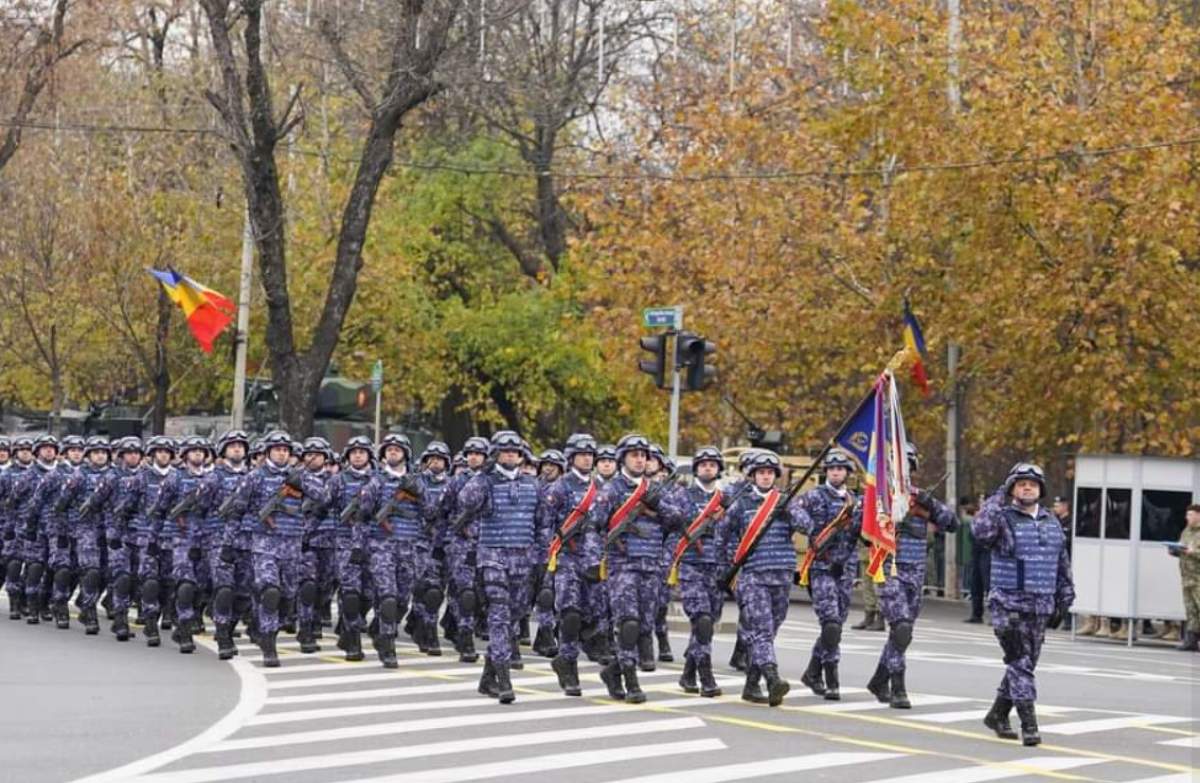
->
[231,209,254,430]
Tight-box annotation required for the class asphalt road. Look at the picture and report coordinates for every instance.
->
[2,596,1196,783]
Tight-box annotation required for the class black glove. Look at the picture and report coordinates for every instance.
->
[397,474,423,499]
[914,489,936,510]
[719,492,738,510]
[56,534,70,550]
[771,506,792,524]
[188,546,203,563]
[219,545,236,564]
[466,549,477,568]
[23,526,37,542]
[301,536,311,554]
[147,541,159,556]
[719,569,736,597]
[349,547,367,566]
[792,569,802,586]
[284,468,305,492]
[583,563,601,583]
[640,483,666,510]
[431,546,445,563]
[108,536,123,550]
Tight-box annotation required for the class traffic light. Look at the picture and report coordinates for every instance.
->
[638,334,668,389]
[676,331,717,391]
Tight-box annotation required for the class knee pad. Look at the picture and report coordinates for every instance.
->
[141,578,160,604]
[694,613,714,644]
[536,584,555,612]
[341,591,362,620]
[259,585,281,613]
[459,588,477,614]
[890,621,913,653]
[113,574,131,599]
[6,559,22,584]
[26,562,44,584]
[422,586,443,614]
[53,567,72,592]
[298,580,318,607]
[820,621,842,649]
[619,617,641,649]
[176,581,196,609]
[379,596,400,624]
[213,586,233,615]
[560,609,582,642]
[81,568,102,593]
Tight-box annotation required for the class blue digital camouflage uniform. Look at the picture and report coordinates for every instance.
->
[16,461,66,617]
[327,465,374,634]
[201,462,250,628]
[56,462,112,614]
[299,467,335,641]
[439,467,483,647]
[972,491,1074,704]
[99,463,140,619]
[540,469,602,662]
[115,465,176,627]
[659,481,727,665]
[795,481,862,665]
[151,465,210,629]
[1,461,32,608]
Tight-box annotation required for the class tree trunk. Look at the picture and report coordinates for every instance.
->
[152,286,171,435]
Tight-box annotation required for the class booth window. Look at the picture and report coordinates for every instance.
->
[1104,488,1132,540]
[1075,487,1101,538]
[1141,490,1192,542]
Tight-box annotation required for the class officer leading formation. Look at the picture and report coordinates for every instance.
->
[0,430,1077,741]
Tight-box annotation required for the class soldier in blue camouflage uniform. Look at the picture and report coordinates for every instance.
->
[327,435,375,661]
[226,430,329,666]
[649,446,679,668]
[151,436,211,653]
[590,433,681,704]
[973,463,1074,747]
[54,437,112,634]
[43,435,85,628]
[795,450,862,700]
[724,450,759,673]
[204,430,250,659]
[439,436,489,663]
[541,433,601,696]
[661,446,733,697]
[723,451,812,706]
[866,443,959,708]
[582,444,619,664]
[453,431,547,704]
[2,437,34,619]
[530,448,566,659]
[0,436,11,610]
[13,435,64,626]
[295,437,335,654]
[416,440,453,656]
[353,433,436,668]
[114,436,177,646]
[96,437,144,640]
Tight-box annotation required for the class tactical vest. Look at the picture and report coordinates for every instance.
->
[609,475,666,562]
[71,466,109,530]
[681,485,720,566]
[374,472,424,543]
[740,491,797,573]
[421,473,449,513]
[165,470,207,539]
[478,472,539,549]
[206,465,247,534]
[335,469,373,540]
[897,515,928,565]
[990,508,1063,595]
[131,468,171,535]
[256,468,305,537]
[806,484,858,569]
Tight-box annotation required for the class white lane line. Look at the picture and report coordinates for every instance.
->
[264,676,563,705]
[1123,775,1200,782]
[257,657,454,674]
[799,694,969,713]
[66,640,268,783]
[860,756,1104,783]
[130,717,707,783]
[266,665,683,690]
[248,694,565,726]
[321,739,727,783]
[603,752,902,783]
[1156,735,1200,748]
[1041,715,1194,736]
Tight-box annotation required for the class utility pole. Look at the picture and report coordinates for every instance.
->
[667,307,683,460]
[944,0,963,599]
[231,209,253,430]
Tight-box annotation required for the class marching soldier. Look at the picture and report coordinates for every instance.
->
[98,437,144,641]
[298,437,336,654]
[417,441,453,656]
[453,430,547,703]
[14,435,64,626]
[0,437,32,619]
[867,443,959,708]
[151,436,211,653]
[205,430,251,659]
[973,463,1074,746]
[54,437,111,635]
[439,436,490,663]
[327,436,376,662]
[795,450,862,700]
[594,445,618,482]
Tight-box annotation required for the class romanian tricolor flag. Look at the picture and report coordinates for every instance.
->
[856,371,912,581]
[148,268,235,353]
[901,300,930,396]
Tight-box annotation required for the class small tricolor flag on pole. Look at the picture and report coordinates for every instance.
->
[901,299,930,396]
[147,268,235,353]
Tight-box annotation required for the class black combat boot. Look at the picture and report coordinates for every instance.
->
[533,624,557,658]
[7,594,22,621]
[377,635,398,669]
[510,640,524,670]
[656,630,674,663]
[567,659,583,697]
[678,656,699,694]
[101,591,113,620]
[1016,701,1041,746]
[822,663,840,701]
[160,598,174,631]
[800,655,826,696]
[144,613,161,647]
[741,665,768,704]
[983,695,1019,740]
[698,656,722,698]
[478,657,499,698]
[638,635,656,672]
[82,606,100,635]
[518,616,531,646]
[25,593,41,625]
[552,654,572,693]
[216,622,237,660]
[761,664,791,707]
[866,662,891,703]
[338,626,364,662]
[112,610,131,642]
[889,671,911,709]
[53,601,70,629]
[600,659,626,701]
[425,620,442,657]
[261,630,280,667]
[728,637,747,671]
[176,622,195,654]
[851,611,873,630]
[458,630,478,663]
[496,662,516,704]
[623,663,646,704]
[298,621,320,654]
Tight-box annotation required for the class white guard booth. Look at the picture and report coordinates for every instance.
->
[1071,454,1197,645]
